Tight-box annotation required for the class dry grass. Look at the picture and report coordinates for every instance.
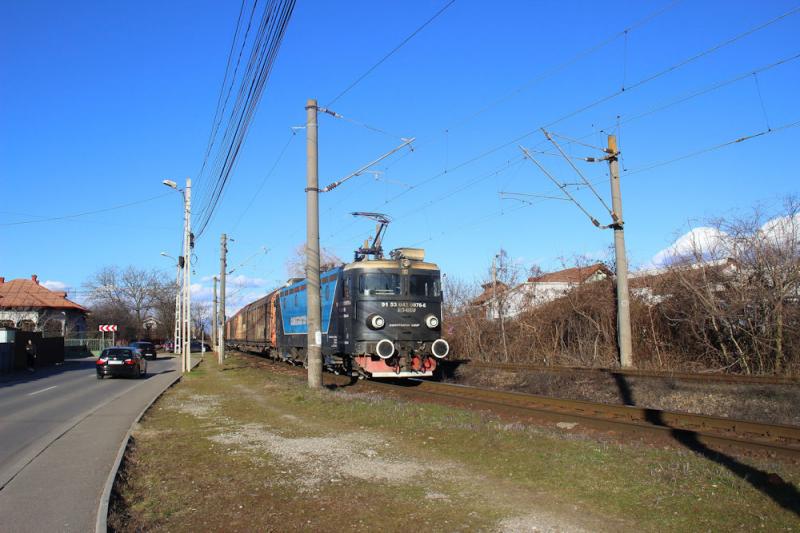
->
[109,353,800,532]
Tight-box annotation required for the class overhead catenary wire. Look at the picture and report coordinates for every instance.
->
[345,6,800,224]
[545,50,800,155]
[325,0,457,107]
[623,119,800,176]
[437,0,682,136]
[542,4,800,131]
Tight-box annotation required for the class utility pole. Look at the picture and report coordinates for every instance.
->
[607,135,633,367]
[305,98,323,389]
[219,233,227,365]
[492,254,509,362]
[173,260,181,355]
[212,276,218,350]
[183,178,192,373]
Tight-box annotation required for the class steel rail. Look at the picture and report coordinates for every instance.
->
[458,360,800,386]
[355,379,800,460]
[234,351,800,459]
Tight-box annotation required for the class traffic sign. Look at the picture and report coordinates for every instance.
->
[98,324,118,332]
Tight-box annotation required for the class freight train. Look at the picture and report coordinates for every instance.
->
[226,246,449,378]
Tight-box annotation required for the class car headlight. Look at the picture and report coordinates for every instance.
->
[425,314,439,329]
[368,314,385,329]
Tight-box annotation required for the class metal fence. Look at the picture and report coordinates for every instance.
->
[65,338,113,356]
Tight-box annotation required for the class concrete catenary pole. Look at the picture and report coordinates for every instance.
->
[607,135,633,368]
[212,276,218,349]
[492,254,509,362]
[305,98,323,389]
[183,177,192,373]
[219,233,227,365]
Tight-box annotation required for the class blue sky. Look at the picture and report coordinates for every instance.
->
[2,0,799,312]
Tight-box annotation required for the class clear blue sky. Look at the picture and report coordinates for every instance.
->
[2,0,798,312]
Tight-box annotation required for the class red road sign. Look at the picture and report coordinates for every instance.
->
[98,324,118,332]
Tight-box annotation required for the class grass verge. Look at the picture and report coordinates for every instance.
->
[109,353,800,532]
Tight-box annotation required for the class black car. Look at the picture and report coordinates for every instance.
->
[190,340,212,353]
[96,347,148,379]
[131,341,157,359]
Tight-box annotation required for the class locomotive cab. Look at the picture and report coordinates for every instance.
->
[340,248,449,377]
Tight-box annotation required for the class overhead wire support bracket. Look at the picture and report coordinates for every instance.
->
[541,128,615,218]
[321,138,416,193]
[519,145,610,229]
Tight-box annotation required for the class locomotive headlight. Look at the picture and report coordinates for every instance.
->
[375,339,395,359]
[424,314,439,329]
[368,314,385,329]
[431,339,449,359]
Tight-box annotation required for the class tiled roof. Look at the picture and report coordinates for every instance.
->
[0,275,87,312]
[472,283,509,306]
[528,263,611,284]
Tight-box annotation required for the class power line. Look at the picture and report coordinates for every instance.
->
[230,131,297,232]
[326,0,457,107]
[0,192,173,227]
[193,0,296,240]
[197,0,251,179]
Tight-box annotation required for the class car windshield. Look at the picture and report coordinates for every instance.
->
[103,349,132,359]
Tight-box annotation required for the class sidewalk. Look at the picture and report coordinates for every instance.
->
[0,355,199,532]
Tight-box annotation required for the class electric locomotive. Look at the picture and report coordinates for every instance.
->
[226,215,449,378]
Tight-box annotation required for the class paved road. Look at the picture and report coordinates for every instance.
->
[0,354,186,532]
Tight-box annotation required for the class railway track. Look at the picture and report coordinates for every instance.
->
[234,352,800,460]
[335,376,800,460]
[456,360,800,386]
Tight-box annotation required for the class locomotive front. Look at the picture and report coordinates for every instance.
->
[341,248,449,377]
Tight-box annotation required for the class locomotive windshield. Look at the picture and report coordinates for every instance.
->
[408,274,440,297]
[359,273,401,295]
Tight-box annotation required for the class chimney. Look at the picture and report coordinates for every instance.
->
[32,274,39,285]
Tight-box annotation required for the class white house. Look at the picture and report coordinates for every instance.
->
[472,263,612,319]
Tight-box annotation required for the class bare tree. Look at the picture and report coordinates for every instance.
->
[191,301,211,340]
[656,197,800,374]
[285,243,343,277]
[83,266,173,340]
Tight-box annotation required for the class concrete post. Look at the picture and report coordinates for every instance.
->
[607,135,633,368]
[184,178,192,373]
[219,233,227,365]
[305,99,323,389]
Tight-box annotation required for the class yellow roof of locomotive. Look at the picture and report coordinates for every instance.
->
[343,259,439,272]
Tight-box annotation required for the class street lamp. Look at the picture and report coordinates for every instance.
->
[160,252,182,356]
[163,178,192,374]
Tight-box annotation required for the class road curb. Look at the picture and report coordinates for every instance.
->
[95,357,203,533]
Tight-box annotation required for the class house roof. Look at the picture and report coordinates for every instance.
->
[0,275,87,312]
[528,263,611,284]
[472,282,509,306]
